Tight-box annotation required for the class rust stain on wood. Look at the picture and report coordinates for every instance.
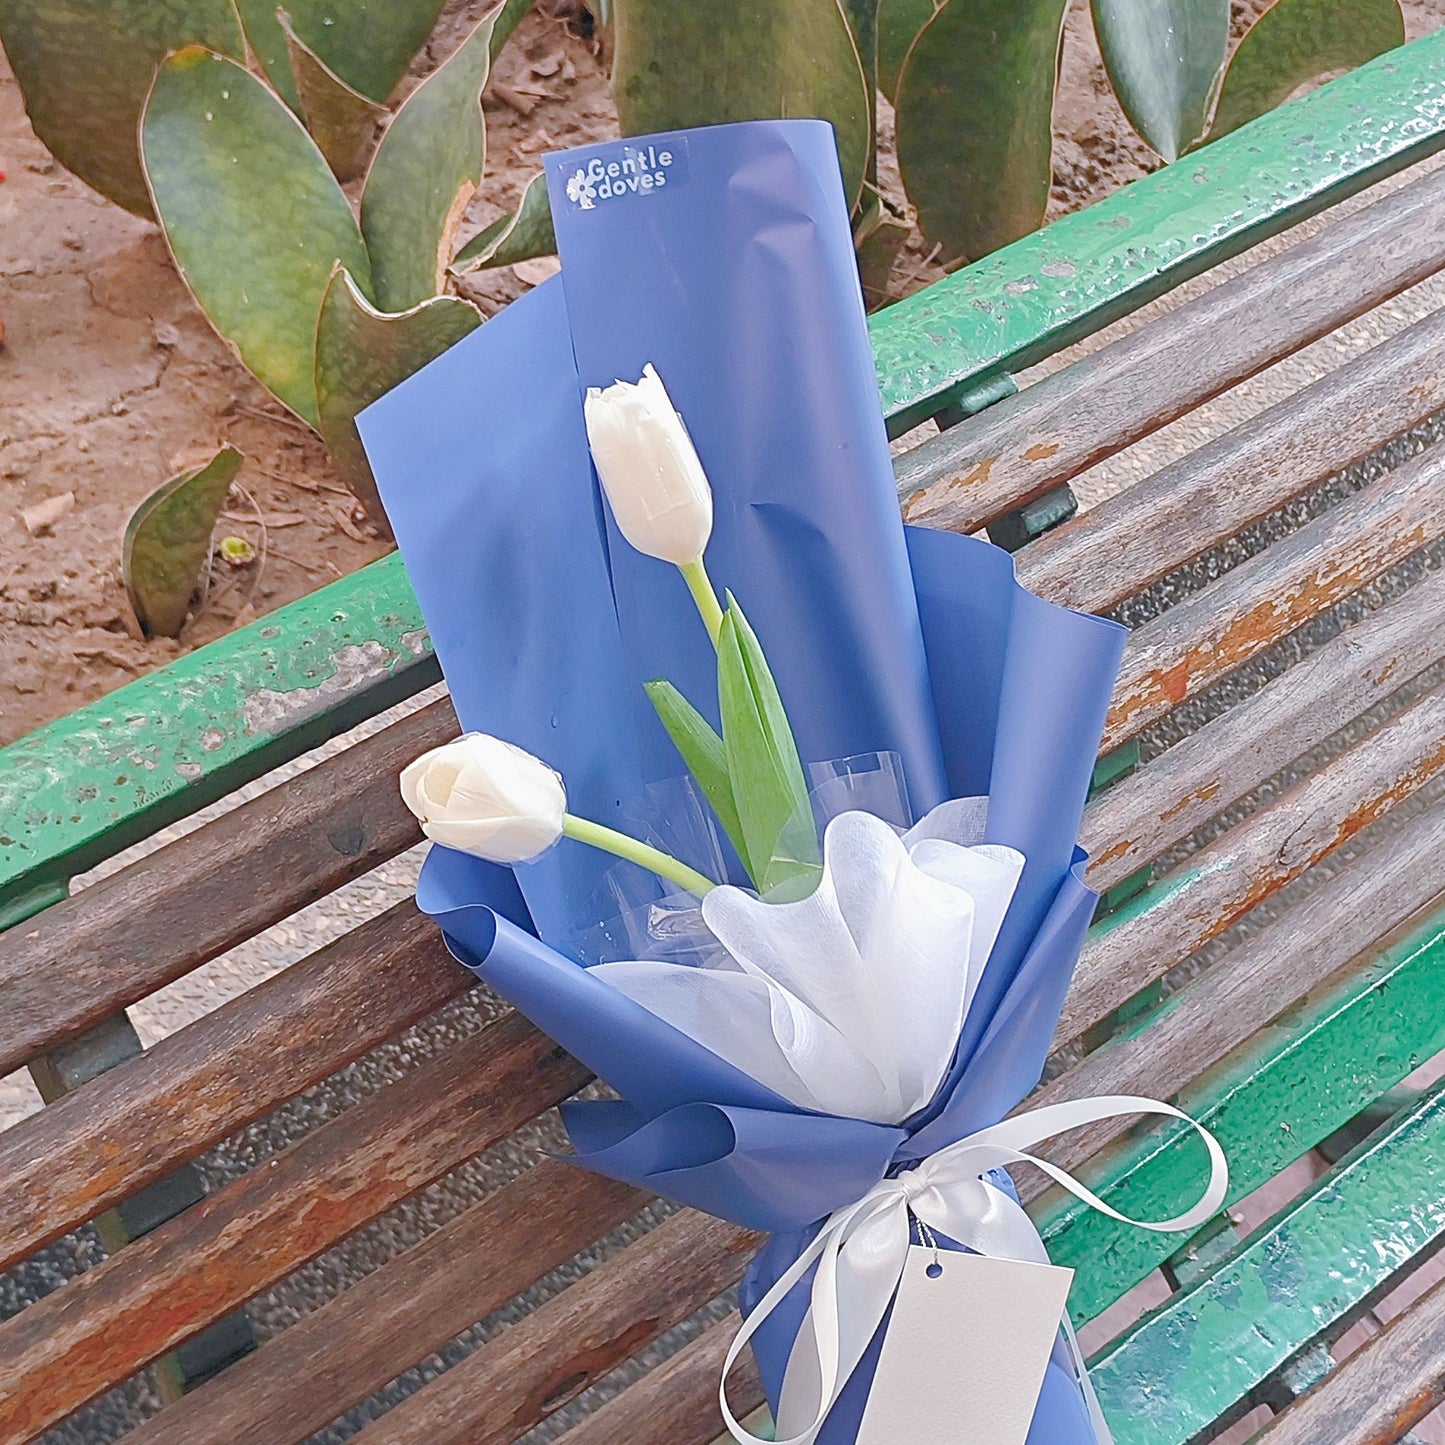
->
[902,457,995,523]
[1111,530,1433,742]
[1161,780,1221,821]
[529,1317,661,1420]
[1092,837,1137,869]
[1150,656,1194,711]
[948,458,994,493]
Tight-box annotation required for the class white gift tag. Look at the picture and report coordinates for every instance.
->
[855,1247,1075,1445]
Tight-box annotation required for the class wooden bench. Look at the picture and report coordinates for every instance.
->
[2,32,1445,1444]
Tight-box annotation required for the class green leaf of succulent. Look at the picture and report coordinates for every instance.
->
[452,172,558,273]
[717,596,820,898]
[0,0,246,215]
[142,48,373,428]
[895,0,1070,263]
[123,446,244,638]
[876,0,934,100]
[234,0,447,107]
[854,190,911,309]
[838,0,879,146]
[488,0,539,56]
[314,266,481,530]
[361,11,495,313]
[610,0,871,212]
[1092,0,1229,162]
[1208,0,1405,143]
[838,0,878,63]
[282,13,388,182]
[644,679,751,876]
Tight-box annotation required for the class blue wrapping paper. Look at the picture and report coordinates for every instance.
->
[359,119,1126,1444]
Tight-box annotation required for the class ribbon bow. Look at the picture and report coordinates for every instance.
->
[720,1095,1229,1445]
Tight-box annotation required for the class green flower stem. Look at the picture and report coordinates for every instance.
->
[562,814,718,899]
[679,556,725,648]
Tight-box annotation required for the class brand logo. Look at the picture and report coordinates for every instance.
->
[563,139,689,211]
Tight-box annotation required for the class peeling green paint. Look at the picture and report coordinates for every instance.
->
[1037,908,1445,1340]
[0,557,435,915]
[1089,1046,1445,1441]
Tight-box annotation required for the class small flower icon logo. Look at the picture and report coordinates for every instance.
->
[566,168,597,209]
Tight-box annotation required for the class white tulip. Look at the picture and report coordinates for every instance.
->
[584,363,714,566]
[400,733,566,864]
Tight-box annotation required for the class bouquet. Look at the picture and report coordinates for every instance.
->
[359,120,1226,1445]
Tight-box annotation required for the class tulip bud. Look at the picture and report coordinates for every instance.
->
[400,733,566,864]
[584,363,714,566]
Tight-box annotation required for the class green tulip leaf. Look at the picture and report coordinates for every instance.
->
[452,172,556,272]
[1092,0,1229,161]
[611,0,871,211]
[123,446,244,638]
[361,11,496,312]
[717,595,820,898]
[645,679,750,876]
[314,267,481,528]
[1209,0,1405,142]
[0,0,245,215]
[235,0,446,106]
[142,48,372,428]
[876,0,935,99]
[282,13,387,181]
[895,0,1069,263]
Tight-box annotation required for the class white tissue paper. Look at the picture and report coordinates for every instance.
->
[590,802,1024,1125]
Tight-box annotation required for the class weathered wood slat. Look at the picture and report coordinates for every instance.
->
[1016,307,1445,613]
[1061,681,1445,1048]
[555,1315,765,1445]
[1098,444,1445,751]
[897,166,1445,532]
[0,696,456,1078]
[1023,800,1445,1205]
[353,1212,761,1445]
[0,906,466,1277]
[1252,1268,1445,1444]
[126,1160,645,1445]
[1081,568,1445,891]
[0,1014,587,1445]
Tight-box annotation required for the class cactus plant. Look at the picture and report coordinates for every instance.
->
[612,0,1407,271]
[2,0,553,531]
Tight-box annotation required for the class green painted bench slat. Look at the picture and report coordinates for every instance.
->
[1042,902,1445,1325]
[1031,787,1445,1242]
[1091,1064,1445,1442]
[0,558,436,929]
[873,27,1445,434]
[4,27,1444,925]
[1249,1247,1445,1442]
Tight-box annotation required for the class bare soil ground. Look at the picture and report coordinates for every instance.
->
[0,0,1439,746]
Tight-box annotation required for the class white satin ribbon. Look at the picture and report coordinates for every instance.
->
[719,1095,1229,1445]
